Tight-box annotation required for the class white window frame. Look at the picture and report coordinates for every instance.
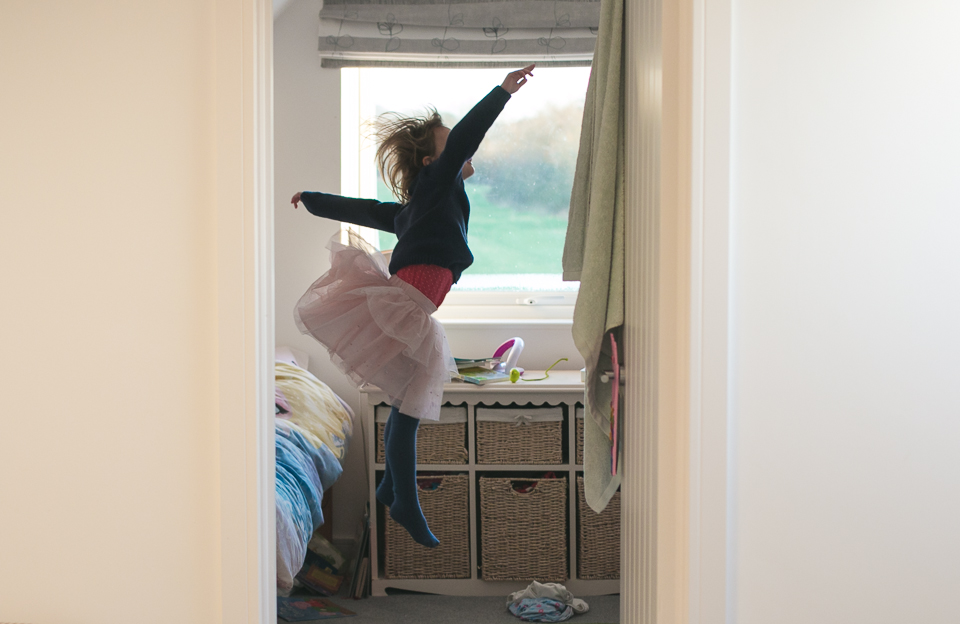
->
[340,67,577,324]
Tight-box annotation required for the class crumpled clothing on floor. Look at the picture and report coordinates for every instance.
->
[509,598,573,622]
[506,581,590,622]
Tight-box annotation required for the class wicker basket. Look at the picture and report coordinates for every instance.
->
[577,476,620,579]
[384,474,471,579]
[479,476,567,581]
[376,405,468,465]
[575,406,584,465]
[475,406,564,465]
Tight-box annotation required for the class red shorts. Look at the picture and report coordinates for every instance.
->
[395,264,454,308]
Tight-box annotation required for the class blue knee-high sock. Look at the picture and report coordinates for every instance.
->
[386,411,439,548]
[375,408,396,508]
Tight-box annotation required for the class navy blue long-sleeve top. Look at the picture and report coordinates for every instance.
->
[300,85,511,284]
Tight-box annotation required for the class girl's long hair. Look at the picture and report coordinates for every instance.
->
[373,108,444,204]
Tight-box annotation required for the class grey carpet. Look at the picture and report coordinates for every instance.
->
[291,592,619,624]
[291,541,620,623]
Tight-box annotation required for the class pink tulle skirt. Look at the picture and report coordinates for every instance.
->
[294,231,457,421]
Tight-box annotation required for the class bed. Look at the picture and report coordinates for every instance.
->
[274,350,355,595]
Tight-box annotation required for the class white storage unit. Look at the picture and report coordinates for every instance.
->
[360,370,620,596]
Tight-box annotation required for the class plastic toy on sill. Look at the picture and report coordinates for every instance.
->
[493,337,571,384]
[492,337,525,376]
[455,338,569,385]
[453,338,524,385]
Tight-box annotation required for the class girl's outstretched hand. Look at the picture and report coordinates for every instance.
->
[291,192,302,209]
[501,64,535,94]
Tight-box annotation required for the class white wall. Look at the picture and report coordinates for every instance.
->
[727,2,960,622]
[0,3,221,623]
[274,0,375,542]
[273,0,584,540]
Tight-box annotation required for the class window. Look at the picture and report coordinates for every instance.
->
[341,67,590,320]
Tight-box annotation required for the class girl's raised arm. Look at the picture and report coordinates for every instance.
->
[430,65,534,181]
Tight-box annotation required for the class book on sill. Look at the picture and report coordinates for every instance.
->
[454,357,501,370]
[454,366,512,385]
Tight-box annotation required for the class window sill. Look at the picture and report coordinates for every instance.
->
[437,317,573,329]
[434,303,574,329]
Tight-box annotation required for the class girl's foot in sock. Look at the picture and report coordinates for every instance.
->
[389,498,439,548]
[375,408,396,508]
[385,411,438,548]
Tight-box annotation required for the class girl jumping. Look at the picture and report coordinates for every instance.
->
[291,65,534,547]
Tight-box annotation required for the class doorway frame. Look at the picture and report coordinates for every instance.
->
[212,0,735,621]
[687,0,735,621]
[215,0,276,622]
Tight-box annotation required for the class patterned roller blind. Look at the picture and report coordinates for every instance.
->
[319,0,599,67]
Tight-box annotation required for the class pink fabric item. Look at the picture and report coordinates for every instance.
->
[294,232,457,421]
[275,387,292,417]
[396,264,453,308]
